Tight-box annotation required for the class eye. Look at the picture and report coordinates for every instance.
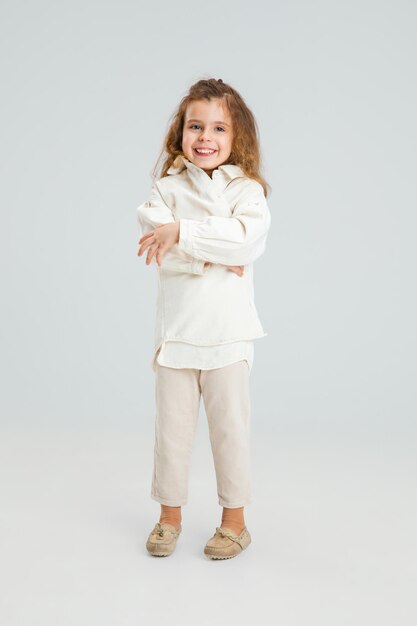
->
[188,124,226,132]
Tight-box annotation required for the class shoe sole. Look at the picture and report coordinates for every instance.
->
[205,553,239,560]
[147,547,176,556]
[204,544,250,559]
[146,544,177,557]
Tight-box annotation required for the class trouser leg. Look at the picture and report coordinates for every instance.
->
[151,364,201,506]
[201,360,252,508]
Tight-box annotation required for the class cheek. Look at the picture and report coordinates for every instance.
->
[182,133,192,150]
[218,135,232,152]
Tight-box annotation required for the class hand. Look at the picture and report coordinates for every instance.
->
[226,265,245,277]
[138,222,180,267]
[204,262,244,277]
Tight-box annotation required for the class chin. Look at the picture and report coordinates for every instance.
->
[196,156,223,168]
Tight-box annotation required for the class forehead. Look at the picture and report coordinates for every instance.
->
[184,99,232,124]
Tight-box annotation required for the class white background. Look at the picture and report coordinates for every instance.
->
[1,1,416,624]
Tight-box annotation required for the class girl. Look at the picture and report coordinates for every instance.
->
[136,78,271,559]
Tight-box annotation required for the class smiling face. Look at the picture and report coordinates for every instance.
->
[182,98,234,177]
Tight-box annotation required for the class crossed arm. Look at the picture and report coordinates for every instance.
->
[136,185,208,275]
[136,181,271,273]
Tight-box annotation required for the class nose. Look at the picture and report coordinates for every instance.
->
[198,127,213,141]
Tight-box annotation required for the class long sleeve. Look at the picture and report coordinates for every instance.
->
[177,182,271,266]
[136,184,207,275]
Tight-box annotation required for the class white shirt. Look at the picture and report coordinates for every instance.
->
[152,339,254,373]
[136,154,271,370]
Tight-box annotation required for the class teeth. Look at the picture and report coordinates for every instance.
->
[195,148,216,154]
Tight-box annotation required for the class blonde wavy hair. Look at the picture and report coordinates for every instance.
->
[151,78,271,198]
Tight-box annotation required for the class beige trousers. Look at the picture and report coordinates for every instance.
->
[151,360,252,508]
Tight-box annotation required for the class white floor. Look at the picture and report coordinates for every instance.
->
[0,420,415,626]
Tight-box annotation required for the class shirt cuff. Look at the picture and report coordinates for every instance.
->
[191,259,206,275]
[178,218,194,256]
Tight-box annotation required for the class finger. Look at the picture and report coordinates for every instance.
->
[156,245,169,267]
[146,242,159,265]
[156,250,164,267]
[139,231,155,244]
[138,239,151,255]
[138,237,156,256]
[146,244,156,265]
[155,247,165,267]
[139,231,155,243]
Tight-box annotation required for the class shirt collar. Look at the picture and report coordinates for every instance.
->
[167,154,244,182]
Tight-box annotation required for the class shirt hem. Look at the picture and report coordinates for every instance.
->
[156,356,252,372]
[154,332,267,348]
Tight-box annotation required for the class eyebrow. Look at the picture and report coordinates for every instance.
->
[186,118,230,127]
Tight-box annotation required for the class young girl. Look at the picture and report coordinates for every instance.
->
[136,78,271,560]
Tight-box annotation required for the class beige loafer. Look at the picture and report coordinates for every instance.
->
[204,526,251,560]
[146,522,182,556]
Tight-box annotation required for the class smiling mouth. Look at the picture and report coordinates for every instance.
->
[193,148,218,156]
